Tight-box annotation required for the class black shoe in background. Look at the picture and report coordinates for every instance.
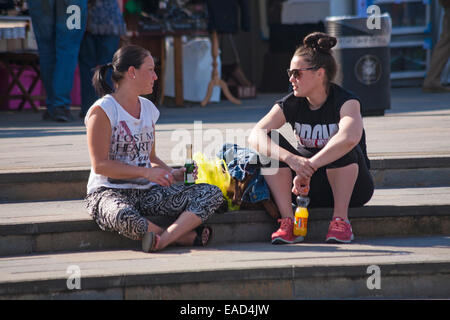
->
[53,106,71,122]
[42,107,73,122]
[63,108,74,122]
[42,110,53,121]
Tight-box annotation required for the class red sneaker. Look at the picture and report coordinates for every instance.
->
[271,217,304,244]
[326,217,354,243]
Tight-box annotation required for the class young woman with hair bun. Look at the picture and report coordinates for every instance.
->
[84,45,224,252]
[249,32,374,244]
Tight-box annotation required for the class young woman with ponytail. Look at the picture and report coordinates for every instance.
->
[248,32,374,244]
[84,45,223,252]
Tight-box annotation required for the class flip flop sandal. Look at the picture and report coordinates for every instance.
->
[142,231,159,253]
[193,226,212,247]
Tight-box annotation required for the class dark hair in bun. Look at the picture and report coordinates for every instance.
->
[294,32,338,87]
[303,32,337,54]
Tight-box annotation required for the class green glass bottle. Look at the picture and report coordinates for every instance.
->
[184,144,195,185]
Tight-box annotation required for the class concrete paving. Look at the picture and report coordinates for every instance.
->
[0,87,449,173]
[1,186,449,257]
[0,235,449,299]
[2,187,450,226]
[1,236,449,283]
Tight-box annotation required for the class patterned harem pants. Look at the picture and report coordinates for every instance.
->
[85,183,224,241]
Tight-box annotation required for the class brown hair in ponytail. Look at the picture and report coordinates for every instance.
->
[294,32,337,88]
[92,45,151,97]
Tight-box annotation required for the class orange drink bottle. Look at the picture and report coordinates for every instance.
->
[293,194,310,237]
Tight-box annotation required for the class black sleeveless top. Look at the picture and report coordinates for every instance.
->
[276,83,370,169]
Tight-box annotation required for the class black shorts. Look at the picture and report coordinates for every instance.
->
[267,132,374,208]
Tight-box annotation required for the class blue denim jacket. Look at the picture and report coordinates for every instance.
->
[217,143,270,203]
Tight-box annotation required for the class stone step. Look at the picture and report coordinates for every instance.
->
[1,187,450,257]
[1,156,449,202]
[0,235,449,299]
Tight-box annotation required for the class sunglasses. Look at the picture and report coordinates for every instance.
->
[287,66,319,79]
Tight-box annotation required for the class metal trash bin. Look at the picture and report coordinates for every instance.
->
[326,14,392,116]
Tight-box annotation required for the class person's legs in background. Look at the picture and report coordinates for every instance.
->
[78,32,96,118]
[79,33,119,117]
[96,34,120,77]
[422,7,450,93]
[28,0,57,119]
[53,0,87,121]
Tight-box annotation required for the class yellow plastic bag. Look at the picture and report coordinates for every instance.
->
[193,152,239,211]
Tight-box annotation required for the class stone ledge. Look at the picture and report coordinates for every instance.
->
[1,238,449,299]
[2,204,450,237]
[1,156,449,184]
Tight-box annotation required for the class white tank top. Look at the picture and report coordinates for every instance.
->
[84,94,160,194]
